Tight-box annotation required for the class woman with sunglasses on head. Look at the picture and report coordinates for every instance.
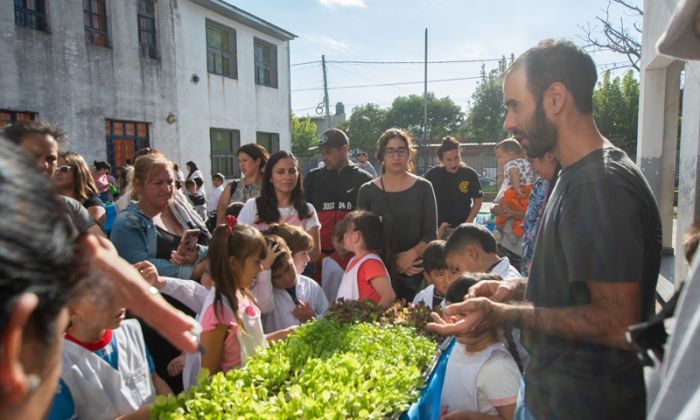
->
[356,128,437,301]
[53,151,106,228]
[238,151,321,263]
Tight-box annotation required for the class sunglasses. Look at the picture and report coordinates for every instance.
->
[56,165,73,174]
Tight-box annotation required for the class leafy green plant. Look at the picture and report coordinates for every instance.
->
[152,319,437,419]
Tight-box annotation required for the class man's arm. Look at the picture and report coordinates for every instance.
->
[447,280,640,350]
[506,280,641,349]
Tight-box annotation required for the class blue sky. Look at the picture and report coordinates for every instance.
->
[230,0,642,118]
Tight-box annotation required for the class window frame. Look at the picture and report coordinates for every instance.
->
[256,132,280,154]
[0,109,36,129]
[254,38,278,88]
[205,19,237,79]
[83,0,110,47]
[210,128,241,178]
[14,0,48,32]
[137,0,157,59]
[104,119,150,169]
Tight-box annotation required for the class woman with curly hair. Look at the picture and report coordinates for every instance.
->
[238,150,321,262]
[53,151,106,227]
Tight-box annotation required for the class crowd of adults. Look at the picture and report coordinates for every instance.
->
[2,1,700,418]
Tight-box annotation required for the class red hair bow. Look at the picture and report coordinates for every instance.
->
[225,215,238,238]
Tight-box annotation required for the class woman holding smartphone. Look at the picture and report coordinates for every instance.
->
[110,153,208,280]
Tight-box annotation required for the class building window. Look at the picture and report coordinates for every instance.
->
[254,39,277,88]
[105,119,149,168]
[14,0,48,31]
[256,132,280,154]
[206,20,236,78]
[137,0,157,58]
[0,109,35,128]
[211,128,241,178]
[84,0,109,47]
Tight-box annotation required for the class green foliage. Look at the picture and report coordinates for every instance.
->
[593,70,639,158]
[384,93,464,140]
[344,103,389,154]
[151,320,437,419]
[291,114,318,157]
[463,57,510,142]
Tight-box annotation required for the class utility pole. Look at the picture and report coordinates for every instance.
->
[422,28,428,172]
[321,54,332,129]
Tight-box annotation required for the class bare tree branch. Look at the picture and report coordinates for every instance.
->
[579,0,643,71]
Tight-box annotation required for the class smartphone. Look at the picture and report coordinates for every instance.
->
[179,229,200,253]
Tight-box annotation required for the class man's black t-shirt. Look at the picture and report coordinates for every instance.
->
[525,147,662,419]
[304,164,373,252]
[424,165,482,227]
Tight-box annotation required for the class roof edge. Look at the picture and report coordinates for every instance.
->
[189,0,297,41]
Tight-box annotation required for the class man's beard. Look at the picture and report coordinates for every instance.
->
[523,100,558,158]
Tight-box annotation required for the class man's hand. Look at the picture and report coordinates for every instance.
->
[468,279,524,302]
[427,297,506,337]
[292,301,315,323]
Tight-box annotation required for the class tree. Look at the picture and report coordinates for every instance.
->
[343,103,388,154]
[580,0,643,71]
[384,93,464,140]
[593,70,639,158]
[463,57,510,142]
[291,115,318,157]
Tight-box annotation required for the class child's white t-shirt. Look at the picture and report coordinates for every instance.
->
[442,342,521,415]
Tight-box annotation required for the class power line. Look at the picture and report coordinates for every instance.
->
[292,75,483,92]
[291,58,502,66]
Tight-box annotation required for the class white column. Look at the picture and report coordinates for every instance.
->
[676,62,700,282]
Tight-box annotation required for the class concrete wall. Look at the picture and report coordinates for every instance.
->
[1,0,293,190]
[0,0,179,163]
[639,0,700,283]
[173,1,292,182]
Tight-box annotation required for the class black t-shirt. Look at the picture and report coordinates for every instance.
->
[304,164,373,252]
[425,165,483,227]
[525,147,662,419]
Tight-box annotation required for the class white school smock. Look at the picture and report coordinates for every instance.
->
[59,319,155,420]
[262,274,329,332]
[336,253,384,301]
[441,342,515,414]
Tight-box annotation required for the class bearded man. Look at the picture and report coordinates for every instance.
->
[429,40,662,419]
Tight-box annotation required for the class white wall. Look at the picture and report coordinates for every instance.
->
[639,0,700,283]
[173,1,292,186]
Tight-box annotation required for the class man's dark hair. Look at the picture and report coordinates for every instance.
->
[507,39,597,114]
[0,138,81,345]
[445,275,479,304]
[437,136,460,160]
[423,240,448,272]
[444,223,498,256]
[2,120,64,144]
